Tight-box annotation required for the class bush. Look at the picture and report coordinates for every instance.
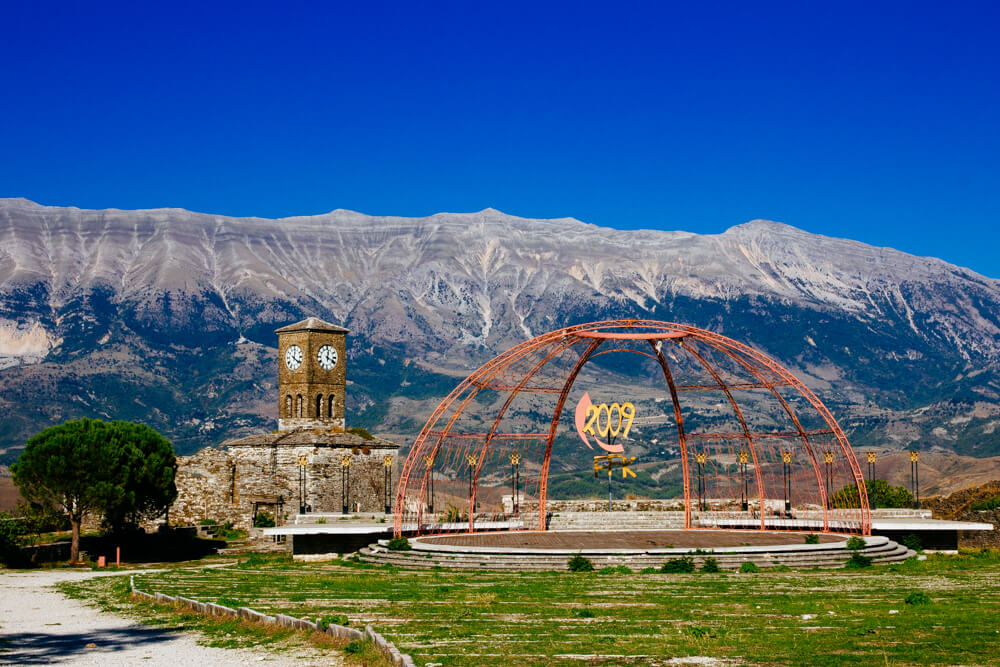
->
[568,553,594,572]
[700,558,720,573]
[598,564,632,574]
[253,512,276,528]
[740,562,761,573]
[660,556,695,573]
[845,553,873,569]
[639,567,658,574]
[846,536,867,551]
[804,533,820,544]
[199,518,217,526]
[0,512,25,566]
[347,427,374,441]
[344,640,363,654]
[318,613,351,629]
[444,503,466,523]
[573,608,595,618]
[901,533,923,552]
[904,591,932,605]
[969,495,1000,511]
[217,523,247,540]
[832,479,913,508]
[386,536,411,551]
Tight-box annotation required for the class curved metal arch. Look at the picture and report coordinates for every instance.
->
[394,319,870,536]
[678,338,767,530]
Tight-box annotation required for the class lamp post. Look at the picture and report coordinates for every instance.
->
[510,452,520,516]
[738,450,749,512]
[340,454,351,514]
[297,455,307,514]
[866,451,877,509]
[466,453,478,518]
[424,454,435,515]
[823,451,834,508]
[910,451,920,509]
[695,452,707,511]
[781,450,792,515]
[383,455,393,515]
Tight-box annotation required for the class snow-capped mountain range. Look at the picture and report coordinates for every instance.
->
[0,197,997,461]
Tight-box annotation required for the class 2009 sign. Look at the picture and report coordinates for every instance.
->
[582,402,636,440]
[574,392,637,453]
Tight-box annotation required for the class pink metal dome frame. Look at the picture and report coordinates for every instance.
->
[393,319,871,537]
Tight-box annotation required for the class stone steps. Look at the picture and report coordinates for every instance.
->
[356,538,915,571]
[547,512,687,530]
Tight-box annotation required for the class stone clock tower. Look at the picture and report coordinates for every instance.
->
[275,317,348,432]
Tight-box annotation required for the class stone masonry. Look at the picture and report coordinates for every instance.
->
[164,316,400,530]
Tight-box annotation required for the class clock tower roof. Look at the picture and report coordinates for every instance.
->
[274,317,349,334]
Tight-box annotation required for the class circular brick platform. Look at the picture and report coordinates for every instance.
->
[418,529,843,550]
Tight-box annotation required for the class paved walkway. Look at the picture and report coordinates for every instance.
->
[0,568,334,665]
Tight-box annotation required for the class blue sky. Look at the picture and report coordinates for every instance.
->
[2,2,998,276]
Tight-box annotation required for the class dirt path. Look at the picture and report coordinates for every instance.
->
[0,568,335,665]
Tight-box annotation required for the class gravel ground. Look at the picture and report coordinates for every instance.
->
[0,568,337,665]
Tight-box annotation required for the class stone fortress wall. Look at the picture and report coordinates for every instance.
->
[163,438,399,530]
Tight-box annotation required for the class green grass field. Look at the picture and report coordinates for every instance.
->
[63,550,1000,665]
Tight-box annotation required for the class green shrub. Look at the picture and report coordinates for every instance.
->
[218,527,247,540]
[0,512,26,566]
[804,533,820,544]
[639,567,658,574]
[700,558,720,573]
[846,536,867,551]
[740,562,760,573]
[904,591,932,605]
[687,626,715,639]
[568,553,594,572]
[344,639,363,654]
[969,495,1000,511]
[573,608,595,618]
[660,556,695,573]
[598,565,633,575]
[901,533,923,552]
[845,553,873,569]
[253,512,275,528]
[386,536,411,551]
[444,503,466,523]
[199,518,217,526]
[832,479,913,508]
[318,613,351,629]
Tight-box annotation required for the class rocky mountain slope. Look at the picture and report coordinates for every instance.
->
[0,198,998,464]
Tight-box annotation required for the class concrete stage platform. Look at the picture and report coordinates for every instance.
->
[263,512,993,556]
[359,529,917,570]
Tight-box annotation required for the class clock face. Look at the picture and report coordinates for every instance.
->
[317,344,338,371]
[284,345,303,370]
